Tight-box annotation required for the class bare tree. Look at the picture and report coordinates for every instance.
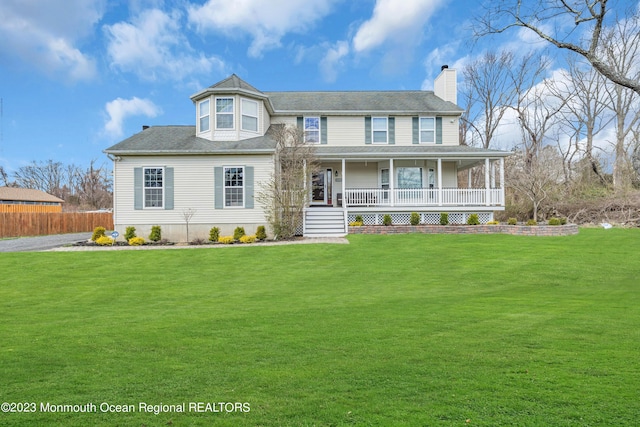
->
[476,0,640,96]
[0,166,12,186]
[182,208,197,243]
[257,124,318,240]
[75,160,112,209]
[14,160,66,198]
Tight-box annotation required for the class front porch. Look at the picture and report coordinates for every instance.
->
[343,187,503,208]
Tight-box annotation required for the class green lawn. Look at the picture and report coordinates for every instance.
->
[0,229,639,426]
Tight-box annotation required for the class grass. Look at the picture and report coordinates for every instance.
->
[0,228,639,426]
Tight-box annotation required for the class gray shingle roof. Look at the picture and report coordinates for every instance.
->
[209,74,264,94]
[0,187,64,203]
[312,145,511,159]
[265,91,462,115]
[104,126,276,155]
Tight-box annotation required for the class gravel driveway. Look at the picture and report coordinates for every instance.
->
[0,233,92,253]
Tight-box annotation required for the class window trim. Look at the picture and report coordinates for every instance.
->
[372,117,388,144]
[215,97,235,130]
[304,116,321,144]
[241,98,259,132]
[223,166,245,208]
[143,166,164,209]
[198,99,210,133]
[419,116,436,144]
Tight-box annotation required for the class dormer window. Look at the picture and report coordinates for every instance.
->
[198,99,210,133]
[216,97,234,129]
[241,99,258,132]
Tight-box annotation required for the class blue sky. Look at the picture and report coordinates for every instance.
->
[0,0,629,173]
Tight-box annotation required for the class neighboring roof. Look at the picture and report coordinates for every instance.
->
[312,145,511,159]
[265,91,463,115]
[0,187,64,203]
[104,125,277,155]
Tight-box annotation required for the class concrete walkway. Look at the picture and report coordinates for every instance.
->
[0,233,92,253]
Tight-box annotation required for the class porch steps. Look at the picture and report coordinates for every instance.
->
[304,208,347,237]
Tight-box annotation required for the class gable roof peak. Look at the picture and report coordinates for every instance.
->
[209,74,263,94]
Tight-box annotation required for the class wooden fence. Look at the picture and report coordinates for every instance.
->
[0,212,113,238]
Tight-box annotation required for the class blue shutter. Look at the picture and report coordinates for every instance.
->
[134,167,143,210]
[214,167,223,209]
[164,167,174,210]
[436,117,443,144]
[388,117,395,145]
[412,117,419,144]
[365,116,371,144]
[321,116,327,145]
[297,116,303,132]
[245,166,254,208]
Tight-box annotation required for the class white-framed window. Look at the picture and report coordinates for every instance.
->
[397,167,423,188]
[304,117,320,143]
[224,166,244,207]
[216,97,234,129]
[372,117,388,144]
[198,99,210,133]
[241,99,258,132]
[144,167,164,208]
[420,117,435,143]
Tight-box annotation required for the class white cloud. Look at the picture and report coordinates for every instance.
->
[104,97,161,138]
[352,0,445,53]
[319,41,350,83]
[188,0,337,57]
[105,8,226,81]
[0,0,103,81]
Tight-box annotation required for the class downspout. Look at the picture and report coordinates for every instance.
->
[106,154,121,232]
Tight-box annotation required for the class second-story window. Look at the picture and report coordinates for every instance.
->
[216,97,234,129]
[304,117,320,143]
[372,117,388,144]
[420,117,435,143]
[198,99,210,132]
[241,99,258,132]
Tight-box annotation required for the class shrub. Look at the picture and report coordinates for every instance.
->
[410,212,420,226]
[486,220,500,225]
[149,225,162,242]
[560,217,567,225]
[355,214,364,223]
[440,212,449,225]
[239,235,257,244]
[96,236,114,246]
[209,227,220,242]
[349,221,363,227]
[128,237,145,246]
[467,213,480,225]
[526,219,538,226]
[233,226,246,241]
[382,214,392,226]
[190,238,206,245]
[218,236,235,244]
[124,226,137,241]
[508,217,518,225]
[256,225,267,241]
[91,226,106,242]
[548,217,562,226]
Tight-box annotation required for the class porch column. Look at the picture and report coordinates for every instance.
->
[500,157,505,207]
[485,158,490,206]
[490,160,496,188]
[437,158,443,206]
[341,158,346,207]
[467,169,472,188]
[389,158,395,207]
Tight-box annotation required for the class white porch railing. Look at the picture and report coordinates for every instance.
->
[344,188,504,207]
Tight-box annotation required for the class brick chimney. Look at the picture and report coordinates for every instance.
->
[434,65,457,105]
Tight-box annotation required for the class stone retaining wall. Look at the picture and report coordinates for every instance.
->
[348,224,579,236]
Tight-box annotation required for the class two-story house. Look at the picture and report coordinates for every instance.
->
[104,68,510,241]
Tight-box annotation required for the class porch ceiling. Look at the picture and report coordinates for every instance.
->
[313,145,511,161]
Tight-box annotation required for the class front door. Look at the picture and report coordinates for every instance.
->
[311,169,332,205]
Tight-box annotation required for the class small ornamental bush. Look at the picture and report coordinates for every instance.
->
[124,226,137,241]
[349,221,363,227]
[467,214,480,225]
[209,227,220,242]
[508,217,518,225]
[410,212,420,226]
[233,226,246,241]
[96,236,114,246]
[440,212,449,225]
[190,238,206,245]
[218,236,235,244]
[149,225,162,242]
[256,225,267,241]
[548,217,562,226]
[382,214,392,226]
[91,226,106,242]
[526,219,538,226]
[355,214,364,223]
[128,237,145,246]
[239,235,257,244]
[560,217,567,225]
[487,220,500,225]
